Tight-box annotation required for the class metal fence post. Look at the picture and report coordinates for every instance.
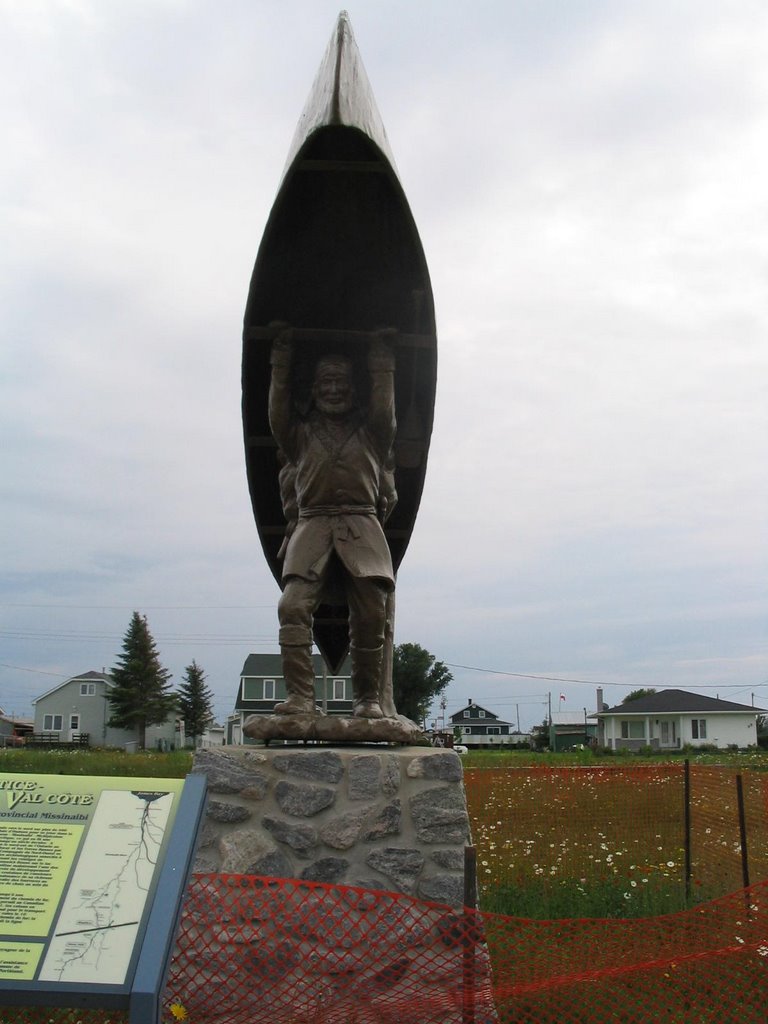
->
[684,759,692,901]
[736,773,750,893]
[463,845,478,1024]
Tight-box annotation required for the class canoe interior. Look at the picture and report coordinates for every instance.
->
[243,125,436,671]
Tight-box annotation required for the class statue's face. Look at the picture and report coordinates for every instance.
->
[313,362,354,417]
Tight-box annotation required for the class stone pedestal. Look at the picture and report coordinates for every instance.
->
[191,745,471,907]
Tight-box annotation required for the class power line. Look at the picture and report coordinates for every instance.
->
[0,662,66,678]
[0,603,275,610]
[444,662,768,691]
[445,663,627,685]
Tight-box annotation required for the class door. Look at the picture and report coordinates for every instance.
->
[69,714,80,742]
[660,720,678,747]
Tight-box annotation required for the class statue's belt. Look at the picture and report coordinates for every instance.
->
[298,505,378,542]
[299,505,376,518]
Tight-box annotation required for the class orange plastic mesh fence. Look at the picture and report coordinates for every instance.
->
[8,874,768,1024]
[162,874,767,1024]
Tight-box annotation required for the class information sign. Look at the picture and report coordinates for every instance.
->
[0,771,207,1022]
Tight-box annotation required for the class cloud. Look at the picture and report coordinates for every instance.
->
[1,1,766,727]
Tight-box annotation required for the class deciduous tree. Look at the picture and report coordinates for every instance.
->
[392,642,452,725]
[178,660,215,746]
[108,612,176,749]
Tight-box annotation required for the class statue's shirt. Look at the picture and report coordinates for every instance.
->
[280,416,394,587]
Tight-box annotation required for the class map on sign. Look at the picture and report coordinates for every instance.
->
[38,788,175,985]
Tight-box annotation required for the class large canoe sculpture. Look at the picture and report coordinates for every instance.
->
[242,12,436,672]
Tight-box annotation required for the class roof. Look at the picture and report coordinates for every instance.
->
[1,714,33,727]
[450,702,513,726]
[32,671,113,704]
[240,653,351,676]
[597,689,767,716]
[551,712,595,727]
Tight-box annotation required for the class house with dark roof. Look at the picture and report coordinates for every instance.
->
[231,653,352,743]
[595,689,766,751]
[449,699,523,750]
[32,670,181,750]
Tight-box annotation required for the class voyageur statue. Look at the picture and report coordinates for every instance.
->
[241,14,436,736]
[269,330,397,718]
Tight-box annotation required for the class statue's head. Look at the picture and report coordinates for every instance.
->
[312,354,355,417]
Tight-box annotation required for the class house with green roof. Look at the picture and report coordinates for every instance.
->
[231,653,352,743]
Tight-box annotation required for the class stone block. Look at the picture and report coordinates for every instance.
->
[320,808,368,849]
[274,779,337,817]
[207,800,251,824]
[272,750,345,783]
[406,751,463,782]
[362,799,401,840]
[410,786,471,844]
[365,847,425,893]
[262,815,319,855]
[348,754,381,799]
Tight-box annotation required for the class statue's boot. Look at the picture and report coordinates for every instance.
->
[274,643,316,715]
[351,645,385,719]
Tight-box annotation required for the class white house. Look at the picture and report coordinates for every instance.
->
[32,670,182,750]
[595,689,765,751]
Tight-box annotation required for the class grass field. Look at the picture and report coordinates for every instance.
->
[464,759,768,917]
[0,746,192,777]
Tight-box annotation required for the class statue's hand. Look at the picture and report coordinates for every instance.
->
[270,322,293,366]
[368,328,396,372]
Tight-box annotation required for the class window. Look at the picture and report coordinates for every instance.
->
[463,710,470,718]
[70,714,79,731]
[487,726,500,735]
[620,720,645,739]
[79,682,96,696]
[43,715,63,732]
[691,719,707,739]
[333,678,346,700]
[478,710,485,718]
[463,726,472,734]
[242,679,277,700]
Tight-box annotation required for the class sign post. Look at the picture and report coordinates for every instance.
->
[0,771,207,1022]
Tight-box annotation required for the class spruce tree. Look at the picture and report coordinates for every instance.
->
[108,612,176,749]
[177,660,215,746]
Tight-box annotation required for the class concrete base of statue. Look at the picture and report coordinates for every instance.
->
[182,745,496,1023]
[191,745,470,905]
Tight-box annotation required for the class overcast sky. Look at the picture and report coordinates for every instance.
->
[2,0,766,731]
